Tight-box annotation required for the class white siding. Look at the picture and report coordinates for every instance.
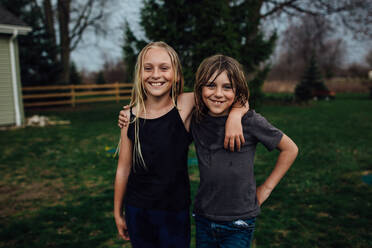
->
[0,35,15,125]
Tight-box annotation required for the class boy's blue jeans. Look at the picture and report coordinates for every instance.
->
[194,215,256,248]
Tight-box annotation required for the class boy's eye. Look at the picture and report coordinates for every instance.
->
[205,83,216,88]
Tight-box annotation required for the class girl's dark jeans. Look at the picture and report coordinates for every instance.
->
[125,204,190,248]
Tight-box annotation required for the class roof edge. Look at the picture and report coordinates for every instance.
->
[0,24,32,35]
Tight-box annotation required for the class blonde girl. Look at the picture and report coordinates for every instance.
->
[114,42,247,248]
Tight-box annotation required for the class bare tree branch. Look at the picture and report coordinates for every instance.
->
[260,0,372,38]
[261,0,299,18]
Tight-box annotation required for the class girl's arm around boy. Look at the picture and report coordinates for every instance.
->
[118,96,249,151]
[224,101,250,151]
[114,109,132,240]
[256,134,298,206]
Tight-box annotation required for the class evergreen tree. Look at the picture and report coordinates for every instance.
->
[295,54,328,102]
[0,0,61,86]
[123,0,276,108]
[95,71,106,85]
[122,21,146,83]
[69,62,82,85]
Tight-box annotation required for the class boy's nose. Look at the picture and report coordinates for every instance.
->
[215,87,223,97]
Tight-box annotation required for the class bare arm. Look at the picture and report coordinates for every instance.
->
[256,134,298,206]
[117,95,249,151]
[118,93,195,130]
[114,113,132,240]
[224,101,249,151]
[177,92,196,132]
[177,92,250,151]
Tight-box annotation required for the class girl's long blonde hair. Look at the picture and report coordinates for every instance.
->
[129,41,184,169]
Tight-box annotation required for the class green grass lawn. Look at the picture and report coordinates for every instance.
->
[1,94,371,248]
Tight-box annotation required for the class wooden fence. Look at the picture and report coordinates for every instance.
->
[22,82,132,107]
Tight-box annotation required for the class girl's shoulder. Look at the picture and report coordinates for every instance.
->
[177,92,195,123]
[177,92,194,108]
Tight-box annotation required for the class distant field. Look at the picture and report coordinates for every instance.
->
[1,94,371,248]
[263,78,370,93]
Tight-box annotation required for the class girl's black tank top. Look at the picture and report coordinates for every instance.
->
[125,107,192,211]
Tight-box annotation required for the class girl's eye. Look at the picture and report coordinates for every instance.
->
[144,67,152,71]
[161,67,169,70]
[223,85,233,90]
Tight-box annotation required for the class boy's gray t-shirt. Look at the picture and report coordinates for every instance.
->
[190,110,283,221]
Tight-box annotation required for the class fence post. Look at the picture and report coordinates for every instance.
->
[115,82,119,103]
[71,85,76,107]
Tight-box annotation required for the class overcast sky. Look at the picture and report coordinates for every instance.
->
[71,0,370,72]
[71,0,144,72]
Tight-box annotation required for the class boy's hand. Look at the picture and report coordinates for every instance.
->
[115,215,130,240]
[118,105,130,128]
[256,184,273,206]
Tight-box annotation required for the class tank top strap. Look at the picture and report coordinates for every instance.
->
[129,106,134,121]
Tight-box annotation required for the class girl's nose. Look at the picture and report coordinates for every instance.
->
[152,68,160,79]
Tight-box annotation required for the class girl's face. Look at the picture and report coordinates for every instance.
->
[142,47,174,98]
[202,71,236,117]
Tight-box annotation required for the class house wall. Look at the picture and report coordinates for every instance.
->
[0,34,15,125]
[0,33,24,126]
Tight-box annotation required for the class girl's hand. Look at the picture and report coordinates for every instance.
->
[224,101,249,151]
[115,215,130,240]
[256,184,273,206]
[224,113,245,151]
[118,105,130,128]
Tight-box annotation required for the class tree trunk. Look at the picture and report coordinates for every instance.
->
[247,0,264,41]
[43,0,58,64]
[58,0,70,84]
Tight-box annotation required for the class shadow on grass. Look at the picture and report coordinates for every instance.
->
[0,189,129,248]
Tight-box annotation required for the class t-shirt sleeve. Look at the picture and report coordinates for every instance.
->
[251,112,283,151]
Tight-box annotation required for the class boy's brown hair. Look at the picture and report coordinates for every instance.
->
[194,54,249,121]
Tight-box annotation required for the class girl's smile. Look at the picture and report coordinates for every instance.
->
[149,81,166,86]
[142,47,174,98]
[202,71,236,117]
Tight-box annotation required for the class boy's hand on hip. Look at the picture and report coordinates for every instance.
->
[256,184,273,206]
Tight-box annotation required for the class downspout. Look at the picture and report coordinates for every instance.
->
[9,29,21,126]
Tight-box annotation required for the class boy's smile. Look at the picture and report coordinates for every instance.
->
[202,71,236,117]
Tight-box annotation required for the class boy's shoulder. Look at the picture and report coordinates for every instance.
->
[242,109,257,123]
[242,110,270,127]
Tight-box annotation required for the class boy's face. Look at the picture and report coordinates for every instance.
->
[142,47,174,98]
[202,71,236,117]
